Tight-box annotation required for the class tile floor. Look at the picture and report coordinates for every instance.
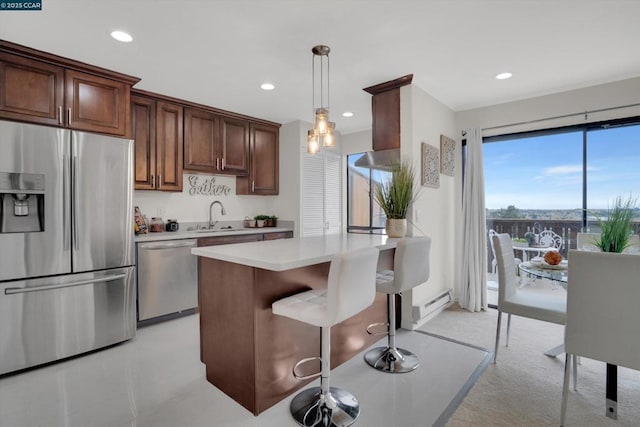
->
[0,314,490,427]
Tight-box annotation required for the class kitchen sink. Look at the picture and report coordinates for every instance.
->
[195,228,242,233]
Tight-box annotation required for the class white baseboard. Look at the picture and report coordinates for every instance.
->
[404,289,453,330]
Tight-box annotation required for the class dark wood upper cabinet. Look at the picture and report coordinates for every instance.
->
[155,101,183,191]
[219,116,249,174]
[183,108,249,175]
[363,74,413,151]
[0,52,64,126]
[131,93,183,192]
[65,69,129,136]
[131,95,156,190]
[0,41,139,136]
[184,107,218,172]
[237,123,279,195]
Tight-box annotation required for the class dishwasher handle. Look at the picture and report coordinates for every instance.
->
[5,273,127,295]
[139,241,197,250]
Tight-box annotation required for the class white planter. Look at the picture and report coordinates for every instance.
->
[386,218,407,238]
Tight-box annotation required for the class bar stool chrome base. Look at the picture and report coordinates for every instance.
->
[364,346,420,373]
[290,386,360,427]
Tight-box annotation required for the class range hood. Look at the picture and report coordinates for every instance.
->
[353,148,400,171]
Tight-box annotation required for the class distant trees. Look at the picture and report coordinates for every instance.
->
[493,205,524,219]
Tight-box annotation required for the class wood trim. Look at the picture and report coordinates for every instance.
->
[0,39,140,85]
[131,88,281,128]
[363,74,413,95]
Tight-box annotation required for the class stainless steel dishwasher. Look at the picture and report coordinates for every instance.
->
[136,239,198,322]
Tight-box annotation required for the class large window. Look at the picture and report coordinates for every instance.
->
[347,153,390,234]
[484,117,640,253]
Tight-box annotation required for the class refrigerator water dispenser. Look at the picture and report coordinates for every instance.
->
[0,172,45,233]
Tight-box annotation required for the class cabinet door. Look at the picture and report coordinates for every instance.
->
[65,69,129,136]
[263,231,293,240]
[184,107,218,173]
[371,88,400,151]
[0,52,64,126]
[249,123,279,195]
[156,101,183,191]
[219,116,249,175]
[131,95,156,190]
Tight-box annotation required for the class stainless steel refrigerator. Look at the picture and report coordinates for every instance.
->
[0,120,135,375]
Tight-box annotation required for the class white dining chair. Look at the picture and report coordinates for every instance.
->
[539,229,563,251]
[489,229,521,275]
[560,250,640,426]
[492,233,567,363]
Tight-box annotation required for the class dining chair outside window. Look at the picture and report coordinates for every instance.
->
[492,233,567,363]
[538,229,564,251]
[560,250,640,426]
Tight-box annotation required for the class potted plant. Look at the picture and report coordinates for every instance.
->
[373,161,419,238]
[267,215,278,227]
[254,214,270,228]
[593,195,637,253]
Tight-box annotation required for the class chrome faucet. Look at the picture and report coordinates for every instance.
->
[208,200,226,228]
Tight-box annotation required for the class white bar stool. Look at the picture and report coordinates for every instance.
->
[272,247,380,427]
[364,237,431,373]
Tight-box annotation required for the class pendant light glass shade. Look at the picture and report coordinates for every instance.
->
[307,129,320,154]
[307,45,335,154]
[323,122,335,147]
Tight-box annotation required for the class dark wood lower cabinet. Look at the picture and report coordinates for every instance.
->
[197,257,388,415]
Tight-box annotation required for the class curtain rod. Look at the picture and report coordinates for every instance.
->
[461,102,640,136]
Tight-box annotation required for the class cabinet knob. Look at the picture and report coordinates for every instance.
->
[58,106,63,125]
[252,181,255,192]
[151,175,155,189]
[216,158,220,170]
[221,157,225,170]
[67,107,71,126]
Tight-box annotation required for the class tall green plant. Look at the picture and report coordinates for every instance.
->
[373,161,418,219]
[593,195,637,253]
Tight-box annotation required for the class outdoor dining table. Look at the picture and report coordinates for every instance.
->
[518,260,619,420]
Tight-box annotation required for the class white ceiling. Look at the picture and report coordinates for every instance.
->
[2,0,640,134]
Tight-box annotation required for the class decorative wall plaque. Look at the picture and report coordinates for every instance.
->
[421,142,440,188]
[440,134,456,176]
[188,175,231,196]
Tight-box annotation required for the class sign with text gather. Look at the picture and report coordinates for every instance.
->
[188,175,231,196]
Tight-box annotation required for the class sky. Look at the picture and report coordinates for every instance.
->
[484,123,640,210]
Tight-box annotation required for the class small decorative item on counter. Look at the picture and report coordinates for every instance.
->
[244,216,256,228]
[266,215,278,227]
[134,206,148,235]
[254,214,271,228]
[543,250,563,265]
[149,217,165,232]
[165,219,179,232]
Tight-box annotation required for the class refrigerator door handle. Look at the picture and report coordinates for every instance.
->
[72,156,79,251]
[63,154,71,250]
[5,273,127,295]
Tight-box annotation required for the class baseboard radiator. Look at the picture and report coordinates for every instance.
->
[411,289,453,324]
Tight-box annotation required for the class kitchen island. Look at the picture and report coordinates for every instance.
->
[192,234,398,415]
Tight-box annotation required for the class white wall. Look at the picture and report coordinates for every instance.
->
[276,121,305,236]
[340,129,372,156]
[456,77,640,135]
[400,84,460,328]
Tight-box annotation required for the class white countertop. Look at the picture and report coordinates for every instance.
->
[191,233,398,271]
[135,227,293,242]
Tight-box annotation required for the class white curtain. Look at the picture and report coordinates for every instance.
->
[460,128,487,312]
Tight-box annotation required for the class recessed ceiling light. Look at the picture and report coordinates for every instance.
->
[110,30,133,43]
[260,83,275,91]
[342,112,354,118]
[495,72,512,80]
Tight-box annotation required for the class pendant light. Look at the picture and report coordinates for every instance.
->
[307,45,335,154]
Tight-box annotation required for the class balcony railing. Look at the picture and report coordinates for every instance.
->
[486,218,640,271]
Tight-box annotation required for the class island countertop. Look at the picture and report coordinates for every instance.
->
[191,233,398,271]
